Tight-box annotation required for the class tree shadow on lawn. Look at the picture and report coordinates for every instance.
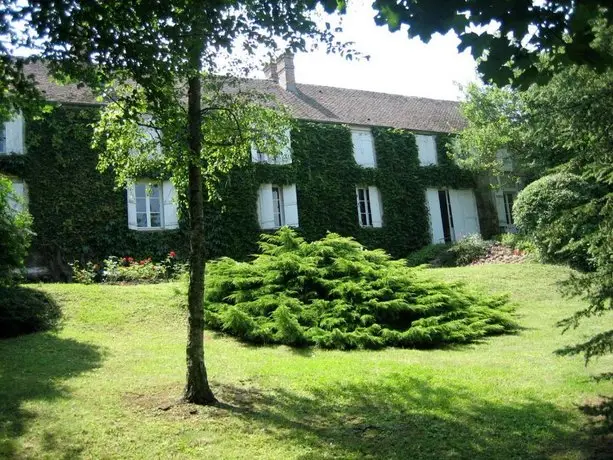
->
[0,333,104,458]
[214,373,597,460]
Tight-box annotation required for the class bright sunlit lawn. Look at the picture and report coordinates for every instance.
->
[1,263,612,459]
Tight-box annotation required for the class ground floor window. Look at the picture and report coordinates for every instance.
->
[127,180,179,231]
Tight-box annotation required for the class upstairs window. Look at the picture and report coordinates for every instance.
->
[351,127,376,168]
[355,186,383,228]
[127,180,179,231]
[257,183,299,229]
[416,134,437,166]
[251,129,292,165]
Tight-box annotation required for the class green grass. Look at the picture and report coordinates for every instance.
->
[1,263,612,459]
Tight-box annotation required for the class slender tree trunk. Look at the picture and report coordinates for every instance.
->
[183,73,216,405]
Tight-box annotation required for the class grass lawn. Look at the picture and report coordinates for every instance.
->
[1,263,612,459]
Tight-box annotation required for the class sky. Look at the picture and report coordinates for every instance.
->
[254,0,479,102]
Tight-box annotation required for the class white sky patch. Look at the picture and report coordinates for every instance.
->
[253,0,479,101]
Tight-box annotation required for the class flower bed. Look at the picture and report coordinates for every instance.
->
[70,251,186,284]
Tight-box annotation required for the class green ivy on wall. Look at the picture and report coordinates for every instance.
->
[0,106,478,276]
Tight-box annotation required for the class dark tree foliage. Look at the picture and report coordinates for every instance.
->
[456,64,613,382]
[371,0,613,87]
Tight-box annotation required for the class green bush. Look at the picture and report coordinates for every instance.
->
[497,233,538,254]
[0,175,33,286]
[514,173,597,270]
[406,243,454,267]
[407,235,492,267]
[0,286,62,338]
[204,228,517,350]
[448,234,492,266]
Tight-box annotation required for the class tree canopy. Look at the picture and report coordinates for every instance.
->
[372,0,613,86]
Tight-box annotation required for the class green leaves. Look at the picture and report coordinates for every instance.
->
[204,228,516,349]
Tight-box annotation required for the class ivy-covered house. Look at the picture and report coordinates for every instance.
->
[0,55,511,278]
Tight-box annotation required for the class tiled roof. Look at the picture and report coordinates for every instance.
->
[23,61,464,133]
[24,61,98,105]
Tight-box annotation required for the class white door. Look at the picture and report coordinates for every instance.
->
[425,188,445,244]
[448,189,480,240]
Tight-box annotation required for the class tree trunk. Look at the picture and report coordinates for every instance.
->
[183,73,217,405]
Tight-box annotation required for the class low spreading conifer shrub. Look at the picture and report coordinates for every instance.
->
[204,228,517,349]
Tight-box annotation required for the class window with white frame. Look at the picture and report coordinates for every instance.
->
[355,186,383,228]
[136,183,162,228]
[351,127,376,167]
[127,180,179,231]
[416,134,438,166]
[251,129,292,165]
[257,183,299,229]
[272,186,285,227]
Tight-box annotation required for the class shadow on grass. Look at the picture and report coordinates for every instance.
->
[0,333,104,458]
[214,373,595,460]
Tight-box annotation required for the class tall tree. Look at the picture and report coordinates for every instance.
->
[453,66,613,383]
[5,0,351,404]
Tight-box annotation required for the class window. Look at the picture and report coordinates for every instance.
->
[272,186,285,227]
[127,180,179,231]
[494,188,518,231]
[351,127,376,167]
[503,191,516,225]
[135,183,162,228]
[0,124,6,153]
[416,134,437,166]
[251,129,292,165]
[356,187,373,226]
[257,183,299,229]
[355,186,383,228]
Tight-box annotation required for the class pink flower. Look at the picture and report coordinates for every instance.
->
[169,251,176,258]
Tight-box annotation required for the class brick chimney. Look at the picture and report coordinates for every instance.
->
[264,51,296,92]
[263,60,278,82]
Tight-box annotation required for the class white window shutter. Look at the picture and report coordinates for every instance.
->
[257,184,276,229]
[425,188,445,244]
[416,134,437,166]
[283,184,299,227]
[126,184,138,230]
[351,128,376,167]
[496,149,513,171]
[449,189,480,240]
[250,144,260,163]
[5,114,24,154]
[276,128,293,165]
[368,186,383,228]
[8,179,27,212]
[162,180,179,229]
[494,190,507,227]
